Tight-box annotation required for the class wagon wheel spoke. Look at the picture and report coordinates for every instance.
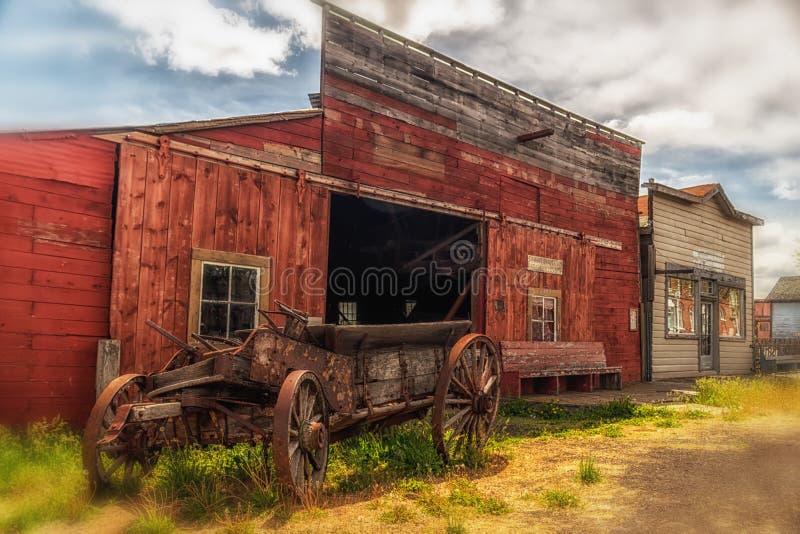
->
[443,406,471,430]
[450,375,473,397]
[482,375,497,394]
[445,397,472,405]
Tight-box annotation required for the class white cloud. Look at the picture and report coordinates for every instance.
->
[256,0,505,48]
[83,0,296,77]
[608,110,714,147]
[756,158,800,201]
[754,221,800,297]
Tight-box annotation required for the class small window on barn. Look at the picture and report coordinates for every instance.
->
[200,263,259,337]
[528,289,561,342]
[188,249,270,340]
[719,286,743,337]
[667,277,695,335]
[338,301,358,325]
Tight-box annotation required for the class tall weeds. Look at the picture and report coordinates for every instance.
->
[0,419,90,532]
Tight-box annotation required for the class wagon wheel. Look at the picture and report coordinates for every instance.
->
[273,370,329,498]
[432,334,502,463]
[82,374,160,492]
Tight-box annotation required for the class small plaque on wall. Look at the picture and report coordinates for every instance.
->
[629,308,639,331]
[527,255,563,275]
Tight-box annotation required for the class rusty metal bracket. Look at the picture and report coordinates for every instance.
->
[296,169,307,204]
[157,135,171,178]
[98,403,134,446]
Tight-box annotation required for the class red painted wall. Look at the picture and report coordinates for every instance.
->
[321,75,642,382]
[111,118,327,374]
[0,134,117,426]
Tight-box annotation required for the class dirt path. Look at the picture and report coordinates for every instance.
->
[42,415,800,533]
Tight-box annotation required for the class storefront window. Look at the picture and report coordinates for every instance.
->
[667,278,695,335]
[719,286,743,337]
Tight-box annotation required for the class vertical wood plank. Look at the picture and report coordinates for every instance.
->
[160,153,197,365]
[111,143,148,372]
[256,171,282,258]
[135,149,171,372]
[274,179,298,308]
[191,160,218,250]
[235,168,261,255]
[214,165,240,252]
[307,185,330,318]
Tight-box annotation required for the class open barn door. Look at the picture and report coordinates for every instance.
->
[325,194,484,327]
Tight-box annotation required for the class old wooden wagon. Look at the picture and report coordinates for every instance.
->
[82,302,501,495]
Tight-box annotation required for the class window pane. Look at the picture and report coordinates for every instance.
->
[531,297,543,320]
[667,278,695,334]
[531,320,543,341]
[202,264,230,300]
[200,302,227,336]
[543,298,555,321]
[543,321,555,341]
[231,267,257,303]
[230,303,256,332]
[719,286,741,337]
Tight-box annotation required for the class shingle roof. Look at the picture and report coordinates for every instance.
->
[681,183,718,197]
[765,276,800,302]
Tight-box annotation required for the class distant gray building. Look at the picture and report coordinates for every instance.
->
[765,276,800,337]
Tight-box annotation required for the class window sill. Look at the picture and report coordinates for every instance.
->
[720,336,747,342]
[664,334,699,340]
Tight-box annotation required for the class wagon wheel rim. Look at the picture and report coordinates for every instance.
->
[82,374,160,492]
[432,334,502,463]
[273,370,329,499]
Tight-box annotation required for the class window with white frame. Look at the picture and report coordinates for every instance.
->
[528,289,560,342]
[719,286,743,337]
[667,277,695,335]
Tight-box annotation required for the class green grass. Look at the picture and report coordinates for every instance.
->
[126,510,176,534]
[447,479,510,515]
[445,516,468,533]
[327,420,446,493]
[696,376,800,415]
[540,489,580,509]
[577,455,601,484]
[378,503,417,524]
[497,397,706,440]
[0,419,91,532]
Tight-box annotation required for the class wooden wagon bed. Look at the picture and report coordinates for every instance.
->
[499,341,622,398]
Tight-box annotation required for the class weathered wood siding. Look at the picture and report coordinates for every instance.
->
[651,195,754,378]
[111,120,328,374]
[772,303,800,337]
[321,9,642,381]
[321,8,641,197]
[485,223,595,342]
[0,134,117,425]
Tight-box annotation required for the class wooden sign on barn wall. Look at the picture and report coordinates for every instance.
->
[527,255,563,275]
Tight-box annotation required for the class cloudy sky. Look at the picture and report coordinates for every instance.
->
[1,0,798,297]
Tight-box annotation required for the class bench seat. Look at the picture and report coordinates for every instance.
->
[500,341,622,397]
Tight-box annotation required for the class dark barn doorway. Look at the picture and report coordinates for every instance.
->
[326,194,482,325]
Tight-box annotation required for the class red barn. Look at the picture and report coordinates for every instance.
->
[0,3,642,426]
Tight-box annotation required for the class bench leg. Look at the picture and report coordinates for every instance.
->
[501,371,521,398]
[534,376,560,395]
[566,374,594,393]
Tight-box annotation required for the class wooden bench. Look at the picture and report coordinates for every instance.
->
[500,341,622,397]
